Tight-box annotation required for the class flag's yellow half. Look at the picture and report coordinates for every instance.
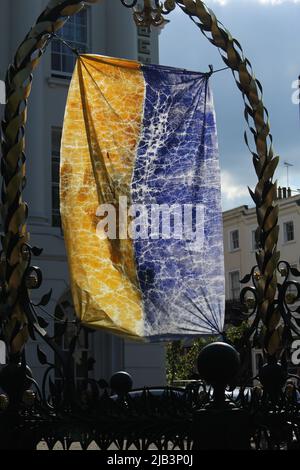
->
[60,55,145,338]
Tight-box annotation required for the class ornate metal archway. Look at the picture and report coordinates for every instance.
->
[1,0,300,452]
[0,0,284,361]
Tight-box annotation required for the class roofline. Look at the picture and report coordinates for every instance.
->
[222,194,300,219]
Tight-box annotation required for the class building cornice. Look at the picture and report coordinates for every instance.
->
[223,194,300,224]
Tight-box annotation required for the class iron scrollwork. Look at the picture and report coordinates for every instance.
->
[121,0,175,27]
[239,261,300,358]
[0,0,299,451]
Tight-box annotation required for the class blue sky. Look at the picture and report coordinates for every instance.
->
[159,0,300,210]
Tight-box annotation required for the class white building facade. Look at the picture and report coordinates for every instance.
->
[223,188,300,375]
[0,0,166,389]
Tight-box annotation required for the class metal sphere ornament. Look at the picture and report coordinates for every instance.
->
[110,371,133,396]
[197,342,240,387]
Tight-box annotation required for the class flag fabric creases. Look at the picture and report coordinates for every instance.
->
[60,54,225,341]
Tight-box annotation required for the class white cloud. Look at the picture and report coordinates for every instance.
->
[221,171,251,210]
[221,171,249,201]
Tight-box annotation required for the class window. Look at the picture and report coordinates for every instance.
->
[51,8,89,78]
[230,271,240,301]
[284,221,294,243]
[230,229,239,251]
[252,230,259,251]
[54,292,93,389]
[0,80,5,104]
[0,340,6,364]
[51,128,62,227]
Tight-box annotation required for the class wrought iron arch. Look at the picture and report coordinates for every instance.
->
[0,0,286,366]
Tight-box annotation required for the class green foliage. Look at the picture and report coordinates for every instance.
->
[166,322,250,385]
[166,337,215,385]
[225,321,249,348]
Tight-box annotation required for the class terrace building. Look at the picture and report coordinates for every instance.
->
[223,187,300,375]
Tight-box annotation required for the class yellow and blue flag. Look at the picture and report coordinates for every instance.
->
[60,54,225,340]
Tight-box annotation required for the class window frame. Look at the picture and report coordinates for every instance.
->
[51,6,90,79]
[251,229,259,252]
[229,229,240,252]
[283,220,295,244]
[229,270,241,301]
[0,340,6,365]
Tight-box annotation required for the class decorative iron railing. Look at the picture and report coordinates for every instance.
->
[0,0,299,451]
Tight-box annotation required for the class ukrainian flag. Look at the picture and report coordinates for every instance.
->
[60,55,225,340]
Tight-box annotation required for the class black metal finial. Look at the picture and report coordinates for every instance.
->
[259,356,288,402]
[110,371,133,397]
[197,342,240,408]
